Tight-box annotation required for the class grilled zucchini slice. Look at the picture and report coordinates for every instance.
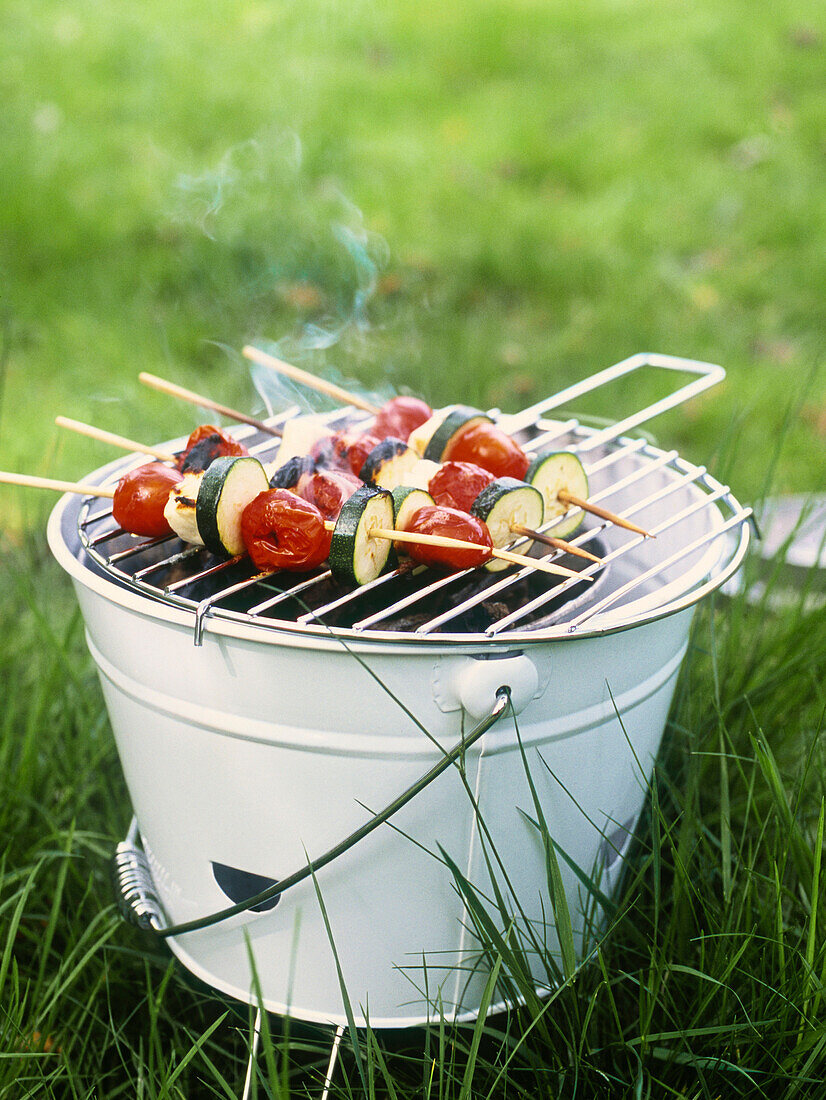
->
[391,486,435,531]
[422,406,493,463]
[329,485,395,585]
[525,450,589,538]
[196,455,269,557]
[471,477,544,572]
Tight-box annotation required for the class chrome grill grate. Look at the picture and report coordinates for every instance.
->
[72,354,752,645]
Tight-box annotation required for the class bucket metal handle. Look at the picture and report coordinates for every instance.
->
[113,687,513,938]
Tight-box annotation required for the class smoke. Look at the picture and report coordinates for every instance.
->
[173,132,302,241]
[171,129,393,416]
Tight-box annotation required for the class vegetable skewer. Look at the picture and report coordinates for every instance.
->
[54,413,605,563]
[138,372,282,437]
[320,518,590,581]
[1,464,590,588]
[242,350,651,538]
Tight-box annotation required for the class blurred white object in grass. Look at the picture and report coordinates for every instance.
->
[724,494,826,610]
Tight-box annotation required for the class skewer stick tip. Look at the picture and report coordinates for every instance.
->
[0,470,116,499]
[558,491,654,539]
[509,523,603,564]
[138,371,282,437]
[55,415,178,463]
[242,345,381,415]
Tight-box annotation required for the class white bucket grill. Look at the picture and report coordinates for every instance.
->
[47,352,753,1029]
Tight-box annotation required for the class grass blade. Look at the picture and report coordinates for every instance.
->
[458,956,502,1100]
[307,858,368,1097]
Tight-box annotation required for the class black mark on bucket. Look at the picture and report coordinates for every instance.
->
[211,862,281,912]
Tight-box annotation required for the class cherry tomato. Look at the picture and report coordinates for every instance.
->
[372,396,432,442]
[113,463,182,537]
[344,433,382,476]
[177,425,248,472]
[295,470,363,520]
[443,421,529,480]
[428,461,494,513]
[403,505,493,571]
[240,489,331,573]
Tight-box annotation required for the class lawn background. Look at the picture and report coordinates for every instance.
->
[2,0,825,520]
[1,1,826,1096]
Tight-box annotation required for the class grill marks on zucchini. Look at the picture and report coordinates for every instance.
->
[329,486,395,585]
[525,451,589,538]
[471,478,544,571]
[196,456,270,557]
[359,438,420,491]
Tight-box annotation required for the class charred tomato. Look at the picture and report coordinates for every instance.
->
[428,461,495,513]
[178,425,248,473]
[240,489,331,573]
[403,505,493,571]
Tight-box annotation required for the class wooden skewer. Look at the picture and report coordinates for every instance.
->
[509,523,603,564]
[56,416,178,463]
[320,521,591,581]
[0,470,115,498]
[243,345,381,416]
[138,372,282,437]
[557,491,653,538]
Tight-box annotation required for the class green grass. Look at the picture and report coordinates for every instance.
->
[1,521,825,1097]
[2,0,826,1095]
